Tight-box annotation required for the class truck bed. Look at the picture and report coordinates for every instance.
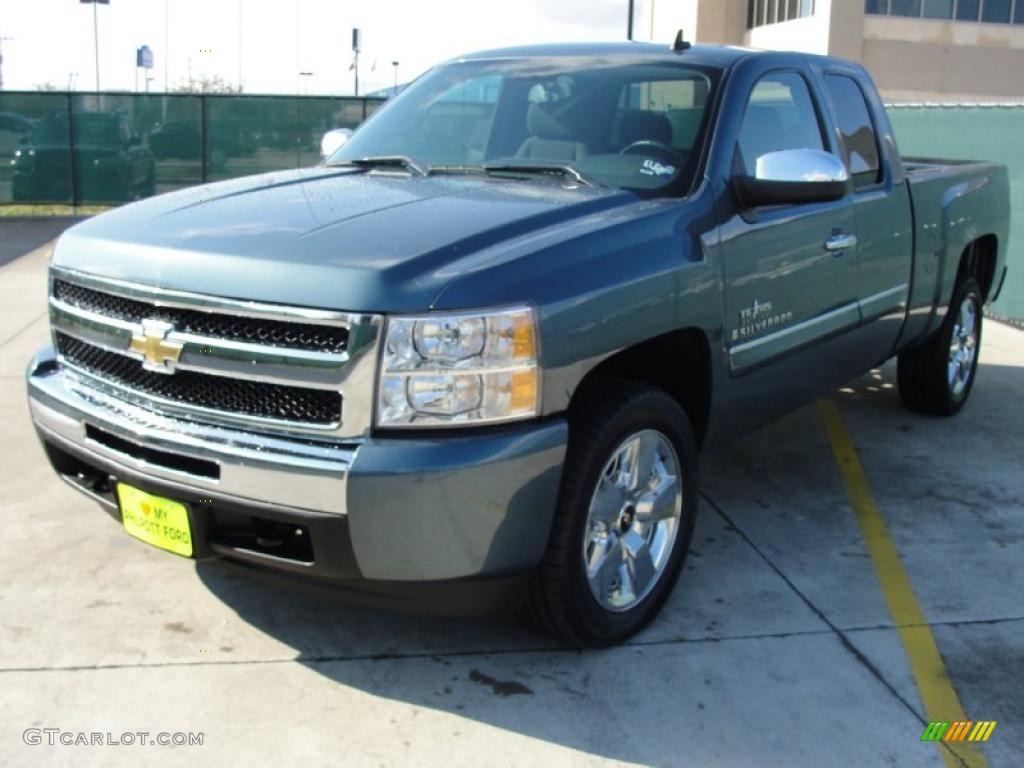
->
[902,156,993,176]
[899,156,1010,346]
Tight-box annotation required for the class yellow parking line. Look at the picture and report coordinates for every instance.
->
[818,400,987,768]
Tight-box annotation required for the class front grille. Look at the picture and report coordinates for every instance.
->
[57,333,342,425]
[53,279,348,354]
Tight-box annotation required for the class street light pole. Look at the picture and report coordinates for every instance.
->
[164,0,169,93]
[351,28,361,97]
[237,0,243,91]
[627,0,635,40]
[92,0,100,91]
[0,35,13,92]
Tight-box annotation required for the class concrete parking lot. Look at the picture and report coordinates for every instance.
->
[0,219,1020,767]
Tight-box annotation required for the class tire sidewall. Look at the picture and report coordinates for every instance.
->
[561,389,699,645]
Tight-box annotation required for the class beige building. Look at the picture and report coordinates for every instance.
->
[642,1,1024,102]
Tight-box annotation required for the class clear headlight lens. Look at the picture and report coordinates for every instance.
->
[377,306,539,428]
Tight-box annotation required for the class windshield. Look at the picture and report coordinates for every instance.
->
[329,56,718,193]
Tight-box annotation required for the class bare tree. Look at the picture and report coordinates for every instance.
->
[171,74,243,94]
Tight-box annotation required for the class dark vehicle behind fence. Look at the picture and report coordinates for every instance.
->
[13,111,155,203]
[0,111,37,162]
[148,119,253,168]
[26,42,1009,646]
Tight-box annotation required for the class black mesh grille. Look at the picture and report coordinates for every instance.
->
[53,279,348,354]
[57,333,341,425]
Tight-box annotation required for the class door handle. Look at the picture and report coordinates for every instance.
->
[824,232,858,253]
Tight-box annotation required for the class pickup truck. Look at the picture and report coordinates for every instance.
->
[27,42,1010,647]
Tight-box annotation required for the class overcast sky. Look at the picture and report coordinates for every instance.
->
[0,0,647,95]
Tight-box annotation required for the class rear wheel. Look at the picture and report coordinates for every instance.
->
[897,277,983,416]
[525,380,698,647]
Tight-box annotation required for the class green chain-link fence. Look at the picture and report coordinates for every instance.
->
[0,91,385,206]
[888,104,1023,322]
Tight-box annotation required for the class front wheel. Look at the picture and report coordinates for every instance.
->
[525,380,698,647]
[897,277,983,416]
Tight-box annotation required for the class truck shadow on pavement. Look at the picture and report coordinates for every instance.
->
[0,218,84,268]
[191,356,1022,764]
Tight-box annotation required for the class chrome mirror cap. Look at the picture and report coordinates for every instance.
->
[754,148,849,184]
[320,128,354,161]
[734,148,850,208]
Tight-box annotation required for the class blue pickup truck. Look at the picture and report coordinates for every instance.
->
[27,42,1009,646]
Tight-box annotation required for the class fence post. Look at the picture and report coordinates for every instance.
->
[66,92,79,208]
[200,94,209,184]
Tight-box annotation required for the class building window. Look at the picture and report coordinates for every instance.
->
[923,0,954,17]
[955,0,981,19]
[891,0,922,15]
[866,0,1024,23]
[982,0,1012,22]
[746,0,815,28]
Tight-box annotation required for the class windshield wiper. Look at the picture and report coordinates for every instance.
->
[482,162,600,187]
[330,155,428,177]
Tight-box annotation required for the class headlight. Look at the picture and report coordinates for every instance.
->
[376,306,539,428]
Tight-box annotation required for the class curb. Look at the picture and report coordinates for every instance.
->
[985,310,1024,331]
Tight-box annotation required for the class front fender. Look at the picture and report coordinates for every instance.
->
[432,190,722,415]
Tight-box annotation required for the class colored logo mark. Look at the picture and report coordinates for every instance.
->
[921,721,997,742]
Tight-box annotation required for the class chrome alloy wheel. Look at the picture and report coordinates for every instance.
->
[948,295,979,399]
[582,429,683,612]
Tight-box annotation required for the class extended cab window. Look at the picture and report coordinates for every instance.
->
[736,72,825,175]
[823,74,881,189]
[614,78,710,155]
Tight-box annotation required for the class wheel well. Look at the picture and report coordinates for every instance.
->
[574,329,712,447]
[959,235,998,301]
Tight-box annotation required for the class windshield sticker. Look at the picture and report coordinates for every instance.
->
[639,159,676,178]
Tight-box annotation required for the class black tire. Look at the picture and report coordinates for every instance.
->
[897,277,983,416]
[525,379,699,647]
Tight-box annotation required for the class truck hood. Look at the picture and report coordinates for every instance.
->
[53,166,634,312]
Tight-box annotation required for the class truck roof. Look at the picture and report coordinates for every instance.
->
[456,42,848,72]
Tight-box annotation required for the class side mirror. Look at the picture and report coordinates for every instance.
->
[320,128,353,160]
[733,149,848,208]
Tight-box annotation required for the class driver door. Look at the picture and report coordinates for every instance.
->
[720,70,860,381]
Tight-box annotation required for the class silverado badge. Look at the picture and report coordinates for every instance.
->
[732,299,794,342]
[129,319,184,373]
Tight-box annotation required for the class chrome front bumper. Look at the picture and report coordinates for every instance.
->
[27,345,356,515]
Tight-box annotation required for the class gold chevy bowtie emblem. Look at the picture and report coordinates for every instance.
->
[129,319,183,373]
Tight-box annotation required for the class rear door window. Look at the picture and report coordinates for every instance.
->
[823,74,882,189]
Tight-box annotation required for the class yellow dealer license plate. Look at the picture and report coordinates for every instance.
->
[117,484,193,558]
